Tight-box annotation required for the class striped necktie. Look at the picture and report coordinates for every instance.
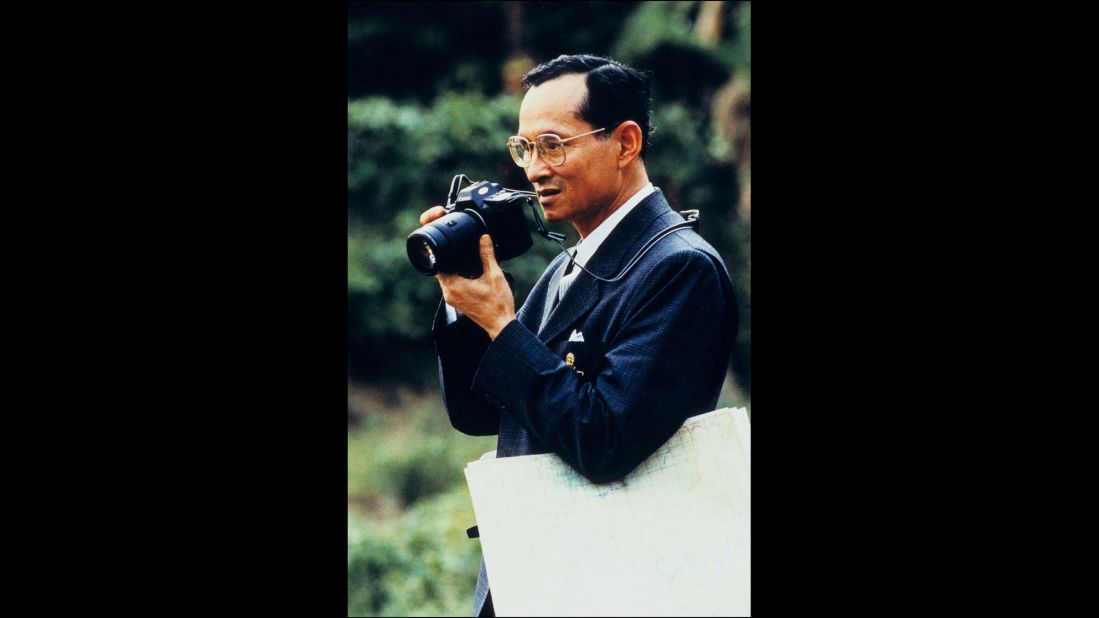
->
[551,249,577,311]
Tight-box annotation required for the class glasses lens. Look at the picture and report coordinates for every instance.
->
[507,137,530,167]
[537,135,566,166]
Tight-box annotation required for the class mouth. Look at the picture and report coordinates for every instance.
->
[537,188,562,206]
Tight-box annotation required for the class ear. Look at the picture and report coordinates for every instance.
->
[614,121,643,169]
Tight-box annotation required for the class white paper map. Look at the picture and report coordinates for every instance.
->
[464,407,750,617]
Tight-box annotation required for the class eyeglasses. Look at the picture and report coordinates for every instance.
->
[506,127,605,168]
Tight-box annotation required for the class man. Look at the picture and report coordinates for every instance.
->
[420,54,738,617]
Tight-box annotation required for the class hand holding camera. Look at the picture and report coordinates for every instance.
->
[434,234,516,340]
[409,176,531,339]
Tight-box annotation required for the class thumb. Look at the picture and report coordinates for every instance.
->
[479,234,497,271]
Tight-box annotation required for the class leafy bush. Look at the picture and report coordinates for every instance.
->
[350,432,449,508]
[348,488,484,617]
[347,387,496,509]
[348,387,495,616]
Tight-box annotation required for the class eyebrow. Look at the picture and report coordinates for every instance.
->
[519,112,587,139]
[520,125,582,139]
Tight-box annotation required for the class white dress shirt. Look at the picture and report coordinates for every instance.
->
[553,182,654,304]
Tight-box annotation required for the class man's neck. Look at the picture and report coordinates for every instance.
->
[574,167,650,239]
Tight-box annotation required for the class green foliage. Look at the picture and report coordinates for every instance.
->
[725,1,751,78]
[347,93,524,225]
[348,427,483,508]
[348,388,495,616]
[348,488,483,617]
[613,1,700,62]
[347,387,496,509]
[615,1,750,78]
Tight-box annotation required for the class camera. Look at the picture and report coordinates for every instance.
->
[407,176,537,278]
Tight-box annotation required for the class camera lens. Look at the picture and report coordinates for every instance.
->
[406,210,486,275]
[419,240,436,268]
[408,238,437,274]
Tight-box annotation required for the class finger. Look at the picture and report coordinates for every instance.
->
[419,206,448,225]
[435,273,454,303]
[479,235,498,273]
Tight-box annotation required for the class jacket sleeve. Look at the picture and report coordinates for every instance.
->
[432,299,501,436]
[469,249,736,483]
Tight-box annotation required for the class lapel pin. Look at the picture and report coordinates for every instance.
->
[565,352,584,377]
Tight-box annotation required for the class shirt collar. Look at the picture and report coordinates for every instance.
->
[569,182,655,268]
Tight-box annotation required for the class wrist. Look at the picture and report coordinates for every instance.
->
[488,317,516,341]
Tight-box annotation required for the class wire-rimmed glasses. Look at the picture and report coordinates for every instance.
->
[506,127,605,167]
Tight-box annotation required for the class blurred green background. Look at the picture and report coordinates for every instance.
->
[347,2,750,615]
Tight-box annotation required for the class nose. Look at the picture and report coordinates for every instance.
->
[525,147,553,185]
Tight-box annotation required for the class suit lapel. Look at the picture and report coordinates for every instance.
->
[537,189,675,343]
[538,267,599,341]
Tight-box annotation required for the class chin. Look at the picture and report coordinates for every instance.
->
[541,207,564,224]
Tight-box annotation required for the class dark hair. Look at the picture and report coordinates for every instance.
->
[522,54,653,159]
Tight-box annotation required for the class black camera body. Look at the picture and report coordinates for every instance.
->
[407,179,535,278]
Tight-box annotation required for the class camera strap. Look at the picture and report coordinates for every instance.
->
[531,199,702,284]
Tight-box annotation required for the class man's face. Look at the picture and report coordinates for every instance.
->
[517,73,620,229]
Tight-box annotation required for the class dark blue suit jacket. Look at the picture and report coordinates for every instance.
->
[432,188,738,615]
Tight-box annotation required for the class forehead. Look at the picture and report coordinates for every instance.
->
[518,73,590,138]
